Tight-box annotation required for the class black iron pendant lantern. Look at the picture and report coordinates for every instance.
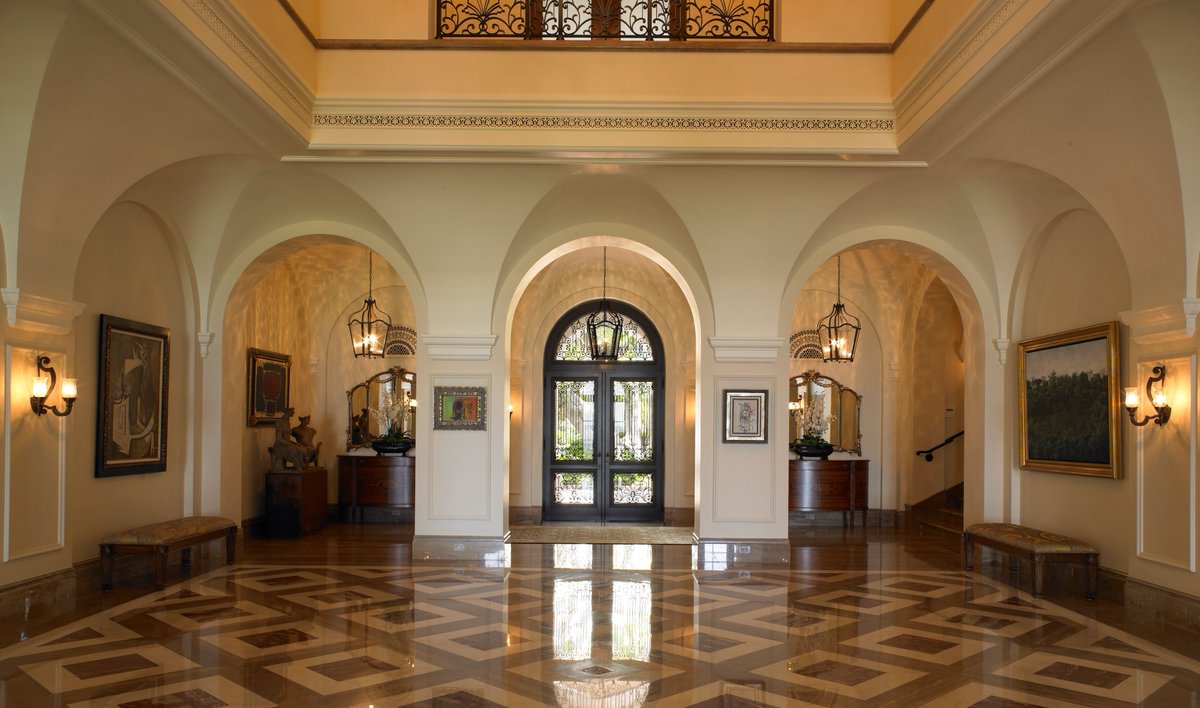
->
[817,255,861,363]
[586,247,624,360]
[348,249,392,358]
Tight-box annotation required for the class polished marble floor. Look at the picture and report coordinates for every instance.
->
[0,525,1197,706]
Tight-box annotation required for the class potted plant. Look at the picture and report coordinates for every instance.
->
[790,394,834,459]
[371,428,414,456]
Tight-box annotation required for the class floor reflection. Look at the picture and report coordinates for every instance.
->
[0,528,1196,706]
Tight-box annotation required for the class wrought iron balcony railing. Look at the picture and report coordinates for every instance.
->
[437,0,774,41]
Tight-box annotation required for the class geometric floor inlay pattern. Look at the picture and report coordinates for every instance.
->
[1,549,1198,706]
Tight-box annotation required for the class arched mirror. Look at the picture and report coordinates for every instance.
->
[789,370,863,455]
[346,367,416,451]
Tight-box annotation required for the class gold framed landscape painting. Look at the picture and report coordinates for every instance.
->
[1018,321,1121,479]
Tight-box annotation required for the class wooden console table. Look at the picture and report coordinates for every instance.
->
[788,459,869,528]
[337,454,415,522]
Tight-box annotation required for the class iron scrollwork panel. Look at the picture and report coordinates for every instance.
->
[438,0,528,38]
[438,0,773,40]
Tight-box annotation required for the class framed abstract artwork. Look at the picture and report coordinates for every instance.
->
[247,348,291,427]
[96,315,170,478]
[433,386,487,430]
[1018,321,1122,478]
[723,389,768,443]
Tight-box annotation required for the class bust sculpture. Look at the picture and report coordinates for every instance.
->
[291,414,321,466]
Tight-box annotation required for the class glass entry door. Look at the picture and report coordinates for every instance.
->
[544,374,660,522]
[542,301,664,524]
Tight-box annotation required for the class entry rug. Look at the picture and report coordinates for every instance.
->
[506,524,695,545]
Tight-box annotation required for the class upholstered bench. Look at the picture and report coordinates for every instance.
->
[100,516,237,590]
[963,523,1098,599]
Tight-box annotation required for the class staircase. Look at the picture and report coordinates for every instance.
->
[907,483,964,535]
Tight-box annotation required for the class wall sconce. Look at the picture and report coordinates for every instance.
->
[1125,365,1171,427]
[30,355,78,417]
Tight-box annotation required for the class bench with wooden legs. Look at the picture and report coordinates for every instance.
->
[100,516,237,590]
[963,522,1098,599]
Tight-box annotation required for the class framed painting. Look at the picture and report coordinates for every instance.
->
[1018,321,1122,478]
[723,389,768,443]
[247,348,291,427]
[433,386,487,430]
[96,315,170,478]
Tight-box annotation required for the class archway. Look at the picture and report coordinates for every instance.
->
[542,300,665,523]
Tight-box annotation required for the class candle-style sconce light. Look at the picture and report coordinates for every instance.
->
[30,355,78,417]
[1124,364,1171,427]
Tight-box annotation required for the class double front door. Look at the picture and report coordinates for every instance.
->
[543,369,662,523]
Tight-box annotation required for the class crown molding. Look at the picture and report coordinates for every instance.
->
[172,0,314,127]
[709,337,785,363]
[308,98,897,155]
[895,0,1038,138]
[422,335,498,361]
[1120,301,1200,347]
[1,289,86,336]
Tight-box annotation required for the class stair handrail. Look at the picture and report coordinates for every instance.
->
[916,431,964,462]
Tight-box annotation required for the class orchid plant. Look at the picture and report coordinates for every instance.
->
[797,393,829,445]
[372,391,411,442]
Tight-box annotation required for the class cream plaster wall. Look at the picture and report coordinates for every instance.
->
[317,51,892,103]
[70,202,191,562]
[910,279,964,505]
[1019,209,1133,573]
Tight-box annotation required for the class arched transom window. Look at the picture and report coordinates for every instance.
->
[554,312,656,362]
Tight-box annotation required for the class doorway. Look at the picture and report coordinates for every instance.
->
[542,301,664,523]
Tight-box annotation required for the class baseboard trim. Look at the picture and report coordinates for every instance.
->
[1124,574,1200,636]
[508,506,695,527]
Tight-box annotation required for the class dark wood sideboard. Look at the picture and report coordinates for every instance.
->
[265,466,327,537]
[788,459,869,528]
[337,454,415,522]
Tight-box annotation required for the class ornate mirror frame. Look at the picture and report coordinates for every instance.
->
[346,367,416,451]
[789,370,863,455]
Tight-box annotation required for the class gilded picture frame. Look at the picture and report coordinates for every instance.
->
[723,389,768,443]
[247,348,291,427]
[1018,321,1121,478]
[434,386,487,430]
[96,314,170,478]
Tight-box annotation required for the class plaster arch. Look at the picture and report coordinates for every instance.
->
[778,172,998,337]
[492,171,714,344]
[213,167,423,321]
[506,246,698,520]
[70,198,198,542]
[1007,208,1129,345]
[780,229,1003,524]
[208,221,427,338]
[1127,0,1200,298]
[198,225,426,518]
[779,227,998,341]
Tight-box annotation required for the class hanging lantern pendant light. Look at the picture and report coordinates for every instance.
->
[586,247,624,361]
[348,248,392,358]
[818,255,861,362]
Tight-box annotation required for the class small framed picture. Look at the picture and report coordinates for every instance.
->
[433,386,487,430]
[723,389,768,443]
[247,348,291,427]
[96,315,170,477]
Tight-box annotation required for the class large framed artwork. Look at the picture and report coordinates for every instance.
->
[96,315,170,478]
[247,348,291,427]
[723,389,768,443]
[1018,321,1122,478]
[433,386,487,430]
